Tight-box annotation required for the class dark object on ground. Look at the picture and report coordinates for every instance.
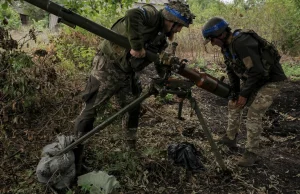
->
[34,49,48,57]
[168,142,205,172]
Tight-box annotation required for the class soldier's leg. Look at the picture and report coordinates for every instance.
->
[122,110,140,149]
[116,74,142,150]
[75,53,130,136]
[227,100,243,139]
[74,55,127,174]
[238,82,284,167]
[218,100,242,148]
[245,82,284,153]
[74,77,99,137]
[73,75,100,175]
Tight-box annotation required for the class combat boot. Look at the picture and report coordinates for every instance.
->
[125,128,137,151]
[73,144,85,176]
[218,134,238,148]
[126,139,137,150]
[237,150,260,167]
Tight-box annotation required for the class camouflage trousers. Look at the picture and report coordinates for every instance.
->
[227,81,284,153]
[74,53,141,142]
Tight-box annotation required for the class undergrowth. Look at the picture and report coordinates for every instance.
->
[282,62,300,81]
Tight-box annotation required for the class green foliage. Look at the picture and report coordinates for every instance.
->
[189,60,226,78]
[0,41,35,101]
[188,57,207,69]
[65,190,74,194]
[165,93,174,102]
[53,0,135,13]
[281,62,300,81]
[19,1,48,22]
[53,0,134,27]
[99,151,140,178]
[0,0,48,28]
[11,52,33,72]
[143,147,164,158]
[156,93,174,104]
[0,27,40,133]
[0,2,21,29]
[52,31,98,73]
[31,17,48,31]
[185,0,300,55]
[80,184,93,193]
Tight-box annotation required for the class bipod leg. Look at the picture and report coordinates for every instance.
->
[187,95,227,170]
[55,89,154,156]
[177,98,184,120]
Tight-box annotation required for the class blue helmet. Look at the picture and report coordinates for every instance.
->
[202,17,229,40]
[162,1,195,27]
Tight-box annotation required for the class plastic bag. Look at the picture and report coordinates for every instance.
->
[36,135,75,189]
[168,142,205,172]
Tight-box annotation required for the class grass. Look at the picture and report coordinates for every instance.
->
[190,58,300,82]
[188,58,227,80]
[282,62,300,81]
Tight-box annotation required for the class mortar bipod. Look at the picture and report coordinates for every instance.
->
[159,79,227,170]
[56,78,226,170]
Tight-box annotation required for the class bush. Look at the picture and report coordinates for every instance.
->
[0,4,21,29]
[51,30,99,73]
[175,0,300,63]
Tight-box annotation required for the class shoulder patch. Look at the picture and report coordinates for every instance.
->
[242,56,253,69]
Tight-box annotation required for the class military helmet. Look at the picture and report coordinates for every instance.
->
[202,17,229,41]
[162,0,195,27]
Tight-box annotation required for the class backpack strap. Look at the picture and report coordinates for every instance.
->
[228,29,242,63]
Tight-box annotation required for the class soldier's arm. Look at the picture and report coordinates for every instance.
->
[125,5,159,51]
[225,58,240,97]
[234,35,266,98]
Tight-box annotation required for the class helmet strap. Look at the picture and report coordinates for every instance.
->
[170,22,178,31]
[223,31,232,45]
[216,31,228,45]
[165,22,177,37]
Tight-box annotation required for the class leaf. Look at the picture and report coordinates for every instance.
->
[1,2,8,9]
[77,171,120,194]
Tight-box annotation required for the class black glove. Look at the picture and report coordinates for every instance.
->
[228,90,239,101]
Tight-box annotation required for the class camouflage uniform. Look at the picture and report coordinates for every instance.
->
[74,4,169,144]
[223,30,287,153]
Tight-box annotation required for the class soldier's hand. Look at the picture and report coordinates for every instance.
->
[130,48,146,58]
[236,95,247,108]
[228,99,237,108]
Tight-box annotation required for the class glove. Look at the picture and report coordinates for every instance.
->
[228,90,239,101]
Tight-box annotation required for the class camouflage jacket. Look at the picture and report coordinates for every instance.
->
[222,29,287,98]
[99,4,168,73]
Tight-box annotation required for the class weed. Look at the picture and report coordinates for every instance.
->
[156,94,174,104]
[189,59,226,79]
[282,62,300,80]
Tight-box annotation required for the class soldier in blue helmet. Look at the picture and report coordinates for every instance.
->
[202,17,286,166]
[73,0,195,175]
